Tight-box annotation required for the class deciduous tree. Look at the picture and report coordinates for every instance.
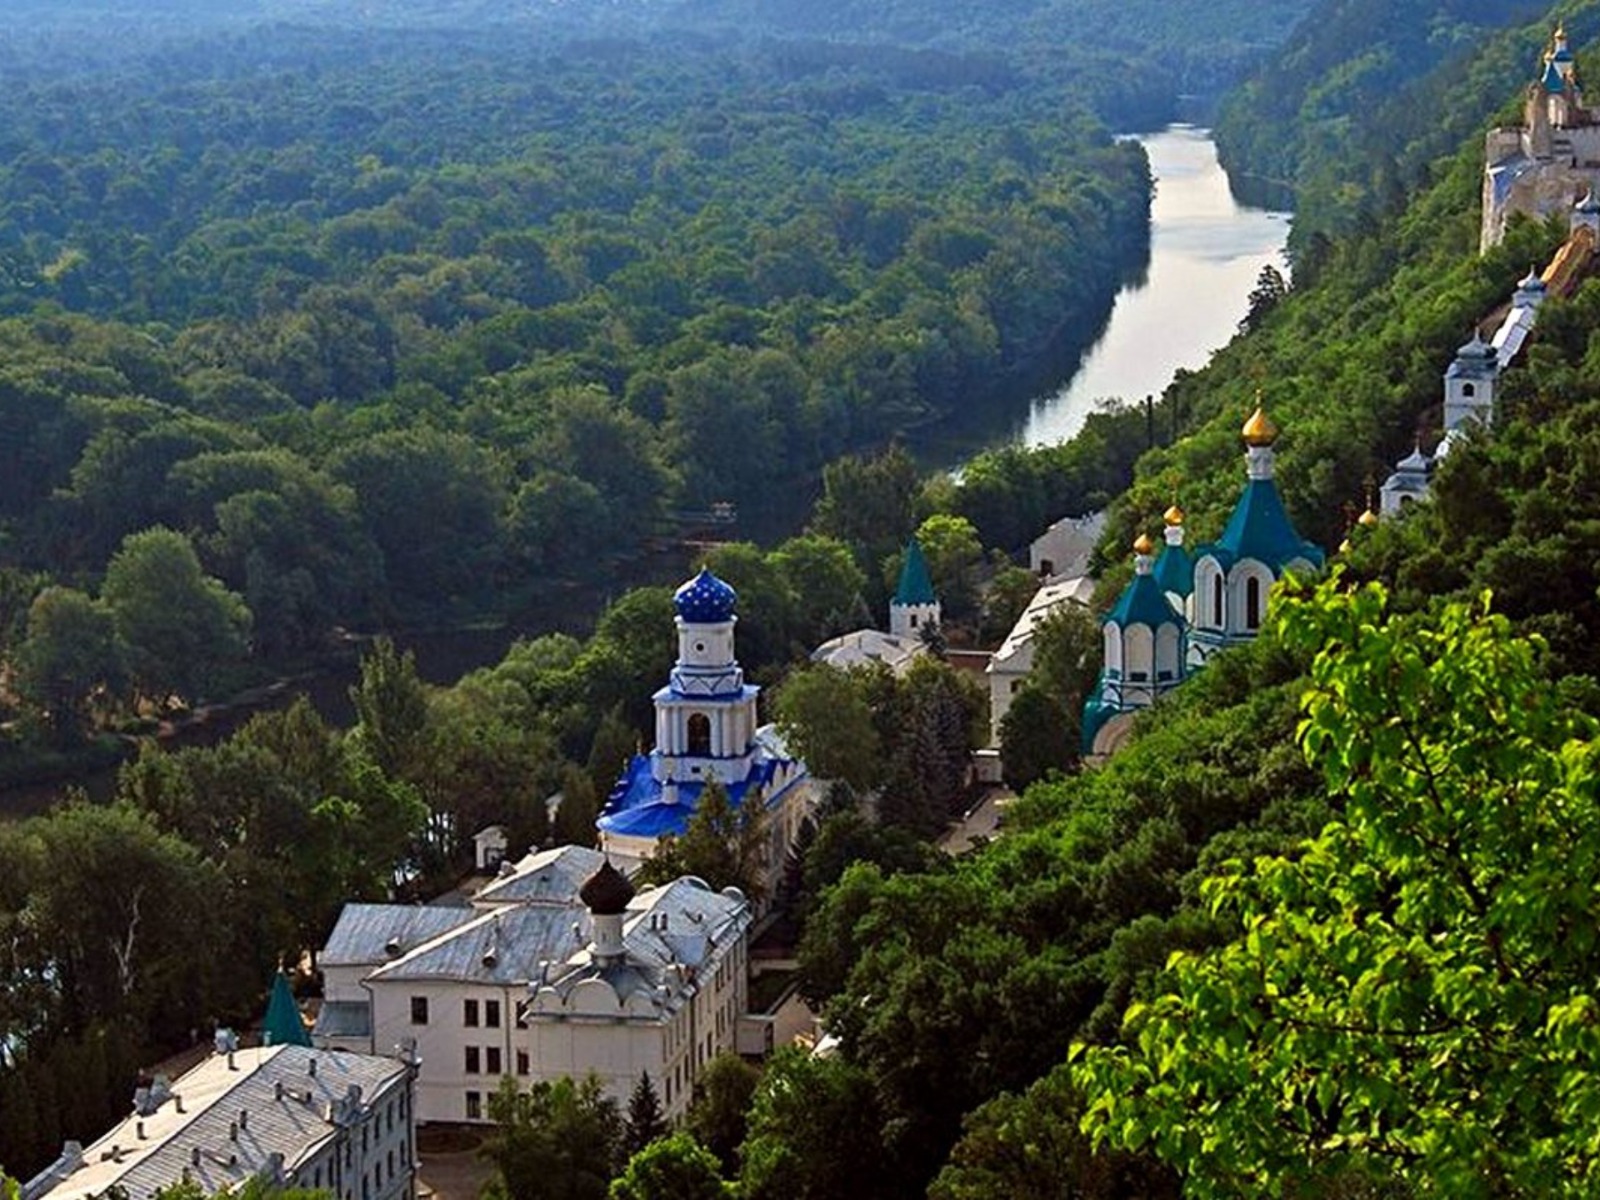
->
[1075,579,1600,1196]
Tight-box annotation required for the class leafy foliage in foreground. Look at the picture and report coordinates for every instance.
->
[1078,578,1600,1195]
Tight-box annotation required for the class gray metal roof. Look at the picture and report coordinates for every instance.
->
[318,904,474,968]
[367,903,591,986]
[27,1047,407,1200]
[472,844,606,906]
[544,878,751,1006]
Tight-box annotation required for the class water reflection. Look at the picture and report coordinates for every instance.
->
[1018,124,1290,448]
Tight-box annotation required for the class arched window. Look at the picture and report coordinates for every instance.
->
[1245,576,1262,631]
[1126,626,1153,683]
[1212,574,1224,627]
[1462,382,1475,398]
[688,713,712,756]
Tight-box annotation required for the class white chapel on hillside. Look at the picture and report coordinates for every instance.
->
[1082,408,1323,757]
[597,567,816,900]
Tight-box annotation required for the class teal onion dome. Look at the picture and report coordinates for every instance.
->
[675,567,737,623]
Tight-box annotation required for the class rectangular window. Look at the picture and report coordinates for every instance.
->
[465,1091,481,1121]
[410,996,428,1025]
[463,999,479,1027]
[516,1050,530,1076]
[465,1046,481,1074]
[485,999,501,1028]
[486,1046,502,1075]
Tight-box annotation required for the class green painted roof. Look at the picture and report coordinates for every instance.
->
[1105,570,1184,630]
[263,971,311,1047]
[1198,478,1325,575]
[894,537,937,606]
[1153,543,1194,599]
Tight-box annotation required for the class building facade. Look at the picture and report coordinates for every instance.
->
[314,845,751,1125]
[1081,408,1323,758]
[1482,26,1600,250]
[23,1045,414,1200]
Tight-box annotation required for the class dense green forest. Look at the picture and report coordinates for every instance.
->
[0,19,1157,752]
[14,0,1600,1193]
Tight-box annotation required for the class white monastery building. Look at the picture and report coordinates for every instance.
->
[22,1043,413,1200]
[1082,407,1323,758]
[314,844,751,1124]
[811,536,941,675]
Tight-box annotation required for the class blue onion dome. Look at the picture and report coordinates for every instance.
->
[674,567,737,623]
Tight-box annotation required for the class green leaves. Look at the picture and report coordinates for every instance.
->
[1074,578,1600,1194]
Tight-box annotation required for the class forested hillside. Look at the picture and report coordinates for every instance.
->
[1214,0,1587,256]
[0,22,1152,728]
[770,6,1600,1195]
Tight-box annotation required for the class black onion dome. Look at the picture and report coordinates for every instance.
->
[674,567,737,623]
[579,859,635,916]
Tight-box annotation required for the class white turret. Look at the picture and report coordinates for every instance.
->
[1443,329,1497,432]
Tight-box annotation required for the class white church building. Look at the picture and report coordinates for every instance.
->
[597,567,816,901]
[1082,407,1324,757]
[314,844,752,1124]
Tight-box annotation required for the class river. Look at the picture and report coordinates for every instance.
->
[0,126,1287,819]
[1013,123,1290,448]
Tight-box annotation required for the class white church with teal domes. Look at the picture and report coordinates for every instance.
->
[598,567,815,902]
[1082,408,1323,758]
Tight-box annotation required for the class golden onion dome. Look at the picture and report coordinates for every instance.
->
[1357,508,1379,528]
[1241,406,1278,447]
[1163,503,1186,526]
[1339,538,1353,555]
[1133,533,1155,556]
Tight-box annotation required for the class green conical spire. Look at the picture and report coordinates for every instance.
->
[894,537,937,606]
[263,970,311,1047]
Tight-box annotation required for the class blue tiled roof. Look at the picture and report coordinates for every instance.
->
[675,568,737,623]
[1545,59,1567,92]
[1153,543,1193,599]
[894,537,937,606]
[1198,479,1325,575]
[1105,570,1184,630]
[597,752,789,839]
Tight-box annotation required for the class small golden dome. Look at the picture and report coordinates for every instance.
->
[1133,533,1155,556]
[1338,538,1353,555]
[1241,406,1278,447]
[1163,503,1185,526]
[1357,508,1379,528]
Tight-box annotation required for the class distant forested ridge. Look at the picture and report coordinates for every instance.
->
[1213,0,1593,257]
[0,20,1154,667]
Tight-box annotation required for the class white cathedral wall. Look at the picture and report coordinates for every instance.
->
[1125,625,1154,685]
[1227,563,1276,635]
[1192,558,1225,632]
[1155,624,1181,682]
